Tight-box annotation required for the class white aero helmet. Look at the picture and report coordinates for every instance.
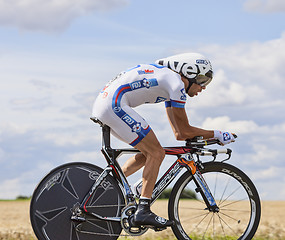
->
[155,53,213,91]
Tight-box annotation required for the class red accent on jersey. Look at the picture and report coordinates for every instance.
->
[115,86,131,105]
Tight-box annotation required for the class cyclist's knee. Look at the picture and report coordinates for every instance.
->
[135,130,165,163]
[147,146,165,164]
[157,147,165,161]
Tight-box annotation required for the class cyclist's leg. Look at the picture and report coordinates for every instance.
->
[94,103,173,227]
[110,116,165,198]
[133,129,165,198]
[108,108,165,198]
[94,103,163,186]
[130,130,173,227]
[121,153,146,177]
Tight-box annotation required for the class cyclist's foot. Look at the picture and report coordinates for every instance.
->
[132,198,173,228]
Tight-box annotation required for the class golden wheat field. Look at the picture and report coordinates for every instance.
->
[0,200,284,240]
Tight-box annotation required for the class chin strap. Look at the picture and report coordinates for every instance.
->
[185,80,194,93]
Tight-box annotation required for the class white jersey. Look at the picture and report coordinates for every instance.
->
[92,63,186,146]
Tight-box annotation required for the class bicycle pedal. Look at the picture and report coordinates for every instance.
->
[151,226,167,232]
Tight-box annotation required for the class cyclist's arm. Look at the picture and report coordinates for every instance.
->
[166,106,214,140]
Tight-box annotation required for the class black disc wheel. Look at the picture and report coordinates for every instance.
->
[30,162,125,240]
[169,162,261,240]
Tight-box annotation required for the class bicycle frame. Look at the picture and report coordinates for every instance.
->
[31,117,261,240]
[77,120,222,222]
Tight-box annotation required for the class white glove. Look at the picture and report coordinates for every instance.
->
[214,130,235,145]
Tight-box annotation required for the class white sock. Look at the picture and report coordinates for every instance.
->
[140,196,151,200]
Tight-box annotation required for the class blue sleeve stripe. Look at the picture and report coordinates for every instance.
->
[170,99,185,108]
[165,100,185,108]
[165,101,171,108]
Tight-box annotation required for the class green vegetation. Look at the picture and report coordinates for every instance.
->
[1,235,285,240]
[118,236,285,240]
[0,195,31,201]
[16,195,31,200]
[158,188,197,199]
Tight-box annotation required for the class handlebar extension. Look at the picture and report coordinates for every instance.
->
[186,134,238,147]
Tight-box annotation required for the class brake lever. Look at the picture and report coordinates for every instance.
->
[221,152,232,162]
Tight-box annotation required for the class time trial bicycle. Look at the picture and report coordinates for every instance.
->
[30,117,261,240]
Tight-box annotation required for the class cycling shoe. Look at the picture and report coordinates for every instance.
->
[133,198,173,228]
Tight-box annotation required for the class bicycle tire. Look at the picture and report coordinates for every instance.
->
[168,161,261,240]
[30,162,125,240]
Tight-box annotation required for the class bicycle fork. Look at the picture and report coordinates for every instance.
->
[179,157,219,213]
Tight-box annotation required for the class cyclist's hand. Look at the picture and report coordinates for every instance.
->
[214,130,236,145]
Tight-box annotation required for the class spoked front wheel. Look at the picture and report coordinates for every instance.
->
[30,162,125,240]
[169,162,261,240]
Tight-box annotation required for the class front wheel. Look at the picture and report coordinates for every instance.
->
[168,162,261,240]
[30,162,125,240]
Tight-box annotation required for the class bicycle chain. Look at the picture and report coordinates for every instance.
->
[76,204,129,237]
[86,204,126,208]
[75,223,129,237]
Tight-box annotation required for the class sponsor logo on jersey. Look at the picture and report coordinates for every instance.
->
[223,132,231,141]
[132,122,142,133]
[130,78,158,90]
[122,114,135,125]
[113,106,122,113]
[143,78,152,88]
[143,78,158,88]
[180,88,186,101]
[155,96,167,103]
[130,80,142,90]
[102,92,108,98]
[137,69,154,75]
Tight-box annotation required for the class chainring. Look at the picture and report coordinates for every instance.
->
[120,205,148,236]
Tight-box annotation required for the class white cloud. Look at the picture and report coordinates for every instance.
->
[44,128,100,147]
[64,151,102,163]
[201,115,285,137]
[0,122,29,136]
[0,178,21,199]
[250,144,280,164]
[244,0,285,13]
[246,165,285,199]
[1,19,285,200]
[201,116,259,134]
[189,69,265,108]
[204,32,285,85]
[10,96,52,110]
[0,0,129,32]
[191,32,285,111]
[0,148,5,163]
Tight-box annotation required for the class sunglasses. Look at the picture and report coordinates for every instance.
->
[195,70,213,87]
[195,75,212,87]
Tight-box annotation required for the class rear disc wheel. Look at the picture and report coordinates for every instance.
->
[30,162,125,240]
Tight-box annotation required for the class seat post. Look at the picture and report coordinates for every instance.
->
[90,117,112,149]
[102,125,111,149]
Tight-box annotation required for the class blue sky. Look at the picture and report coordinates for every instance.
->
[0,0,285,200]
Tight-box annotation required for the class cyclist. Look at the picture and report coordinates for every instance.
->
[92,52,235,228]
